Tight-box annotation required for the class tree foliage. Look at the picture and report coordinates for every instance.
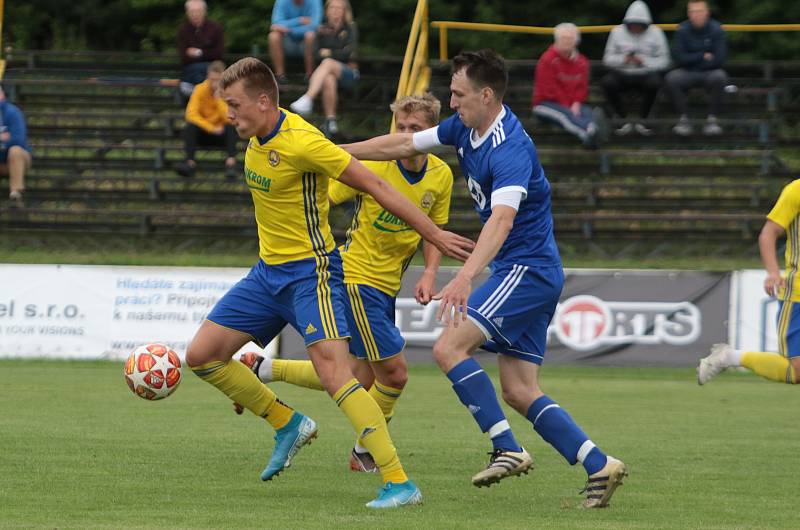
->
[4,0,799,60]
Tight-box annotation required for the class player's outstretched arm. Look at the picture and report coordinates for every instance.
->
[340,133,419,161]
[338,158,474,261]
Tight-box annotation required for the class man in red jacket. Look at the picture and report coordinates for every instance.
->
[532,23,601,148]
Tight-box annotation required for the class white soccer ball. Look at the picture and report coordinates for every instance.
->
[123,343,182,400]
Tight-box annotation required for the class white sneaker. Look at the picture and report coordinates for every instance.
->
[634,123,653,136]
[703,116,722,136]
[673,116,693,136]
[290,95,313,116]
[697,343,733,385]
[614,122,634,136]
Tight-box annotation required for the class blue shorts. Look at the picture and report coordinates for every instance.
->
[344,283,405,361]
[467,263,564,365]
[207,252,350,347]
[338,65,360,90]
[776,300,800,358]
[283,34,306,58]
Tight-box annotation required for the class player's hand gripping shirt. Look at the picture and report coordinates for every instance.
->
[329,155,453,296]
[767,179,800,301]
[436,105,560,267]
[245,110,351,265]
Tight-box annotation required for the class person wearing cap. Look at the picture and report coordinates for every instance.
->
[601,1,670,136]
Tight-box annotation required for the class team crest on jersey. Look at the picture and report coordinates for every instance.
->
[421,191,433,210]
[268,150,280,167]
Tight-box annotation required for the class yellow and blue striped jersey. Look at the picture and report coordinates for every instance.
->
[767,179,800,301]
[329,155,453,296]
[245,109,351,265]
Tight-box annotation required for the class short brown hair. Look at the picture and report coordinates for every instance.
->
[221,57,279,105]
[389,93,441,127]
[207,60,226,74]
[451,49,508,101]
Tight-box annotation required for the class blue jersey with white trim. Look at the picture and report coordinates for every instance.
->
[437,105,561,267]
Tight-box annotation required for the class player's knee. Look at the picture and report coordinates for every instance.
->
[501,386,529,412]
[185,344,211,369]
[303,31,315,44]
[432,339,466,372]
[380,361,408,389]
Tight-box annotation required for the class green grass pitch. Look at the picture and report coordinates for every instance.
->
[1,360,797,529]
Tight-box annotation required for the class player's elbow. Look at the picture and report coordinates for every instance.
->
[759,221,783,244]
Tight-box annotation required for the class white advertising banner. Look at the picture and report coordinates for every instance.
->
[730,269,779,352]
[0,264,276,359]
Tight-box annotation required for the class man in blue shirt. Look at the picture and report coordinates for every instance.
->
[342,49,627,509]
[665,0,728,136]
[0,87,31,208]
[268,0,322,85]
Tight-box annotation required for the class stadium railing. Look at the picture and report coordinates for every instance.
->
[430,21,800,61]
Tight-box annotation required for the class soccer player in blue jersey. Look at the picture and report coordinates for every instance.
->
[184,57,473,509]
[342,49,627,508]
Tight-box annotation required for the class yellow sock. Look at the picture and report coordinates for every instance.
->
[271,359,325,391]
[333,379,408,484]
[368,381,403,422]
[741,351,796,384]
[192,360,295,428]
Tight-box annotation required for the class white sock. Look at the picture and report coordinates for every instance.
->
[295,94,311,107]
[354,440,369,454]
[257,357,273,383]
[728,348,744,366]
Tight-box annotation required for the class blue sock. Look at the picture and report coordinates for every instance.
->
[447,358,521,452]
[526,395,607,475]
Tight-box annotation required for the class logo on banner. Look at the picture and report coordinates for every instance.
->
[551,295,702,351]
[555,296,613,350]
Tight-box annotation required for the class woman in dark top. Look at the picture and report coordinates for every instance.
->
[289,0,358,136]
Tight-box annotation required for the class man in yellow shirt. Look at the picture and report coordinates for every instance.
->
[175,60,238,179]
[699,179,800,385]
[184,58,473,508]
[236,93,453,473]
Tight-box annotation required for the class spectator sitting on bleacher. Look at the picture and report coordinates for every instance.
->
[177,0,225,98]
[268,0,323,86]
[175,61,238,179]
[532,23,602,149]
[289,0,359,138]
[665,0,728,136]
[601,1,669,136]
[0,87,31,209]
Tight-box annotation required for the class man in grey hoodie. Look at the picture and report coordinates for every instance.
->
[665,0,728,136]
[601,1,669,136]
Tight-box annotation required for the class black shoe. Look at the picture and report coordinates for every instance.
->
[175,161,196,178]
[276,74,290,87]
[225,165,239,180]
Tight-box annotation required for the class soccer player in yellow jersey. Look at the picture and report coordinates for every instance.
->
[184,57,473,509]
[698,178,800,385]
[237,93,453,473]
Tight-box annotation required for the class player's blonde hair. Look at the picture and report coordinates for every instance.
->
[389,92,441,127]
[221,57,279,105]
